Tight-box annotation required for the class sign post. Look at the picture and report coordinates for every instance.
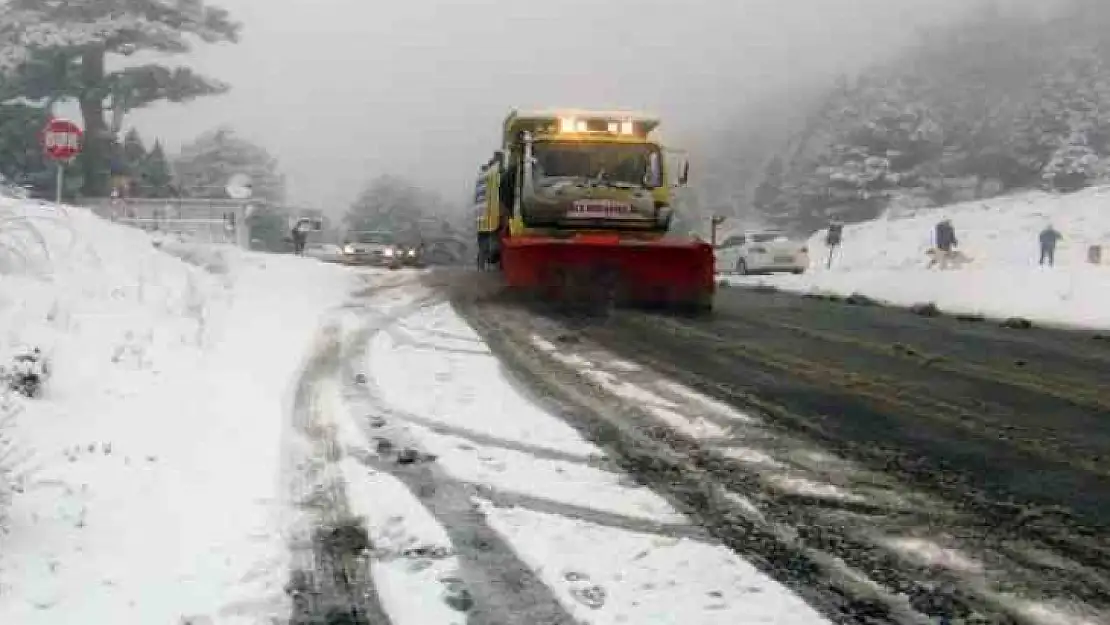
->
[41,118,84,204]
[710,215,726,248]
[225,174,253,249]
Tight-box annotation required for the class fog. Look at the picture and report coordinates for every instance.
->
[126,0,1045,212]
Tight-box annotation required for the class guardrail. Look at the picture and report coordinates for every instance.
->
[84,197,253,248]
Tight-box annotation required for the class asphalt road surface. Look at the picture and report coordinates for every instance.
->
[447,271,1110,625]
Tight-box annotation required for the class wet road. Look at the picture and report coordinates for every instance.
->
[449,272,1110,625]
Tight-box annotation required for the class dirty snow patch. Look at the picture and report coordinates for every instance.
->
[719,446,785,468]
[880,536,984,574]
[764,475,867,503]
[655,380,759,423]
[645,405,730,440]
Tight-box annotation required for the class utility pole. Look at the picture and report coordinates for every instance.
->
[710,215,726,247]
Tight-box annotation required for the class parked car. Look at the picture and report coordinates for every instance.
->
[715,231,808,275]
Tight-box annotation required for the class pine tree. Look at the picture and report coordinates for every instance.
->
[0,102,55,197]
[140,140,173,198]
[0,1,240,197]
[120,127,147,193]
[1042,132,1099,192]
[173,127,286,202]
[752,156,784,214]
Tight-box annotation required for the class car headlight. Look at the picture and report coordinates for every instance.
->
[343,245,355,254]
[384,248,395,257]
[407,249,416,257]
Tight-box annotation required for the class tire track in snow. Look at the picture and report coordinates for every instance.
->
[283,317,392,625]
[334,276,579,625]
[340,273,814,624]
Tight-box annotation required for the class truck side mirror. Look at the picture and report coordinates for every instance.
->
[678,160,690,186]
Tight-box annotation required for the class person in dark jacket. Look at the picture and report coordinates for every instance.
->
[290,221,308,255]
[935,219,957,251]
[933,219,958,270]
[1039,224,1063,266]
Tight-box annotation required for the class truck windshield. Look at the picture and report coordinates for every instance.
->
[533,141,658,186]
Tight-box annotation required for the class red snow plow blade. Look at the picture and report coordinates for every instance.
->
[501,233,715,312]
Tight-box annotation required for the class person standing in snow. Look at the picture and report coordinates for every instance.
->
[291,220,308,255]
[1039,224,1063,266]
[933,218,958,270]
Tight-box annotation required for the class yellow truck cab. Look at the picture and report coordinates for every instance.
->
[498,109,683,237]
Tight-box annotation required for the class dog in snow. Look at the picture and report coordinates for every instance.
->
[1,347,51,398]
[925,248,973,270]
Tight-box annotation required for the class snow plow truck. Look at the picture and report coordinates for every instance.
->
[474,109,715,312]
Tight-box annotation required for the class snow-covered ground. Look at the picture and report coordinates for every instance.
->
[0,198,353,624]
[722,187,1110,330]
[0,197,833,624]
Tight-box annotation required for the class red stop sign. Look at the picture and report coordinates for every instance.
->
[42,118,84,161]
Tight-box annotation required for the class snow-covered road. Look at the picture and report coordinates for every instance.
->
[312,271,830,624]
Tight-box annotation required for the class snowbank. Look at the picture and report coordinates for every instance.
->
[0,199,353,624]
[724,187,1110,330]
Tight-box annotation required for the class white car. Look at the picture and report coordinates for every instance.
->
[715,231,809,275]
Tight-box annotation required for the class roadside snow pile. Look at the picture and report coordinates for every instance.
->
[725,187,1110,329]
[0,198,353,625]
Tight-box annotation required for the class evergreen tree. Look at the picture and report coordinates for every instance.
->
[0,102,56,197]
[173,127,286,202]
[245,205,290,252]
[700,2,1110,230]
[122,129,146,173]
[346,174,463,243]
[140,140,174,198]
[752,156,784,214]
[0,0,240,197]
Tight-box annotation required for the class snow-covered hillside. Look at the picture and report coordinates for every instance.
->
[723,187,1110,330]
[0,198,352,624]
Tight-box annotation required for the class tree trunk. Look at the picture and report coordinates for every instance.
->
[78,48,110,198]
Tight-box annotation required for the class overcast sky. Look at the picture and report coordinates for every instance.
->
[123,0,1016,211]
